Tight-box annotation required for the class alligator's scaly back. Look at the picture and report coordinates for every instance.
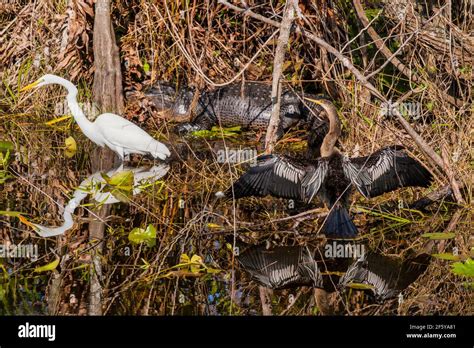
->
[144,81,329,139]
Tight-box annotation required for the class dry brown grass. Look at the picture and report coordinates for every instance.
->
[0,0,472,315]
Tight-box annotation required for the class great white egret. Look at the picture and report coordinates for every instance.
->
[32,164,169,237]
[21,74,171,161]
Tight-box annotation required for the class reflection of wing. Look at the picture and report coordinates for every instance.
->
[237,244,323,289]
[225,154,327,202]
[338,252,430,301]
[95,113,170,159]
[343,146,432,198]
[92,165,170,204]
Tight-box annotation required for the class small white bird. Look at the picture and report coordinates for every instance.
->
[21,74,171,161]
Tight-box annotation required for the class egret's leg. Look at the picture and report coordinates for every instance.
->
[117,148,125,163]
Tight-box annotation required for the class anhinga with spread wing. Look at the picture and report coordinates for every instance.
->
[218,100,433,238]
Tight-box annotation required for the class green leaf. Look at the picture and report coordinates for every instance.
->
[0,211,25,217]
[180,253,190,264]
[451,259,474,278]
[206,268,222,274]
[431,253,460,261]
[345,282,375,290]
[143,62,150,73]
[101,170,134,203]
[128,224,156,247]
[190,254,203,274]
[34,258,60,273]
[214,125,241,133]
[421,232,456,240]
[103,170,134,189]
[0,141,14,152]
[206,223,222,229]
[191,126,241,139]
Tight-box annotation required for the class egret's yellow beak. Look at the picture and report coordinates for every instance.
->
[18,214,36,229]
[20,79,42,92]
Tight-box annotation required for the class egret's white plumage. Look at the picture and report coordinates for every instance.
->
[21,74,170,161]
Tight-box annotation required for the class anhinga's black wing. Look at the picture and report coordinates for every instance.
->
[225,154,328,202]
[237,245,323,289]
[343,146,433,198]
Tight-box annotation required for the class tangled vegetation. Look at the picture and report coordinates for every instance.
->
[0,0,472,316]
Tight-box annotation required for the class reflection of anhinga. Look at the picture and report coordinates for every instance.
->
[32,165,169,237]
[338,252,430,301]
[235,242,323,289]
[218,100,433,238]
[234,240,335,315]
[235,239,431,311]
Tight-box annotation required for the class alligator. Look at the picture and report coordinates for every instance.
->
[144,81,330,156]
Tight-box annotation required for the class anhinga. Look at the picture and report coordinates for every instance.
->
[218,99,433,238]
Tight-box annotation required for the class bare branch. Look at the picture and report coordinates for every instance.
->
[264,0,296,153]
[219,0,465,204]
[353,0,462,107]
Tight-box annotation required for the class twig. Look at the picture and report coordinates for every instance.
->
[259,286,273,315]
[218,0,383,98]
[265,0,297,153]
[410,184,453,210]
[353,0,462,107]
[219,0,465,204]
[158,1,278,88]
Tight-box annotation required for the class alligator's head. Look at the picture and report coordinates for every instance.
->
[144,81,195,115]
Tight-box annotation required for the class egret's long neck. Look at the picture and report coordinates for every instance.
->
[320,104,341,157]
[60,79,98,143]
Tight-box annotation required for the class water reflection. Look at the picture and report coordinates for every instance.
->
[235,242,323,289]
[235,239,431,303]
[33,164,169,237]
[338,251,430,301]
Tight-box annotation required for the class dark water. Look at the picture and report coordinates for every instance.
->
[0,134,471,316]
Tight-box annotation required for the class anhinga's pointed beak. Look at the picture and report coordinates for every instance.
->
[20,79,41,92]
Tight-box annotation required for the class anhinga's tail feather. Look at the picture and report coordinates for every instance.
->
[322,204,358,238]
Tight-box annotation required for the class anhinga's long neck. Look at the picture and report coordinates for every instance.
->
[319,102,341,157]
